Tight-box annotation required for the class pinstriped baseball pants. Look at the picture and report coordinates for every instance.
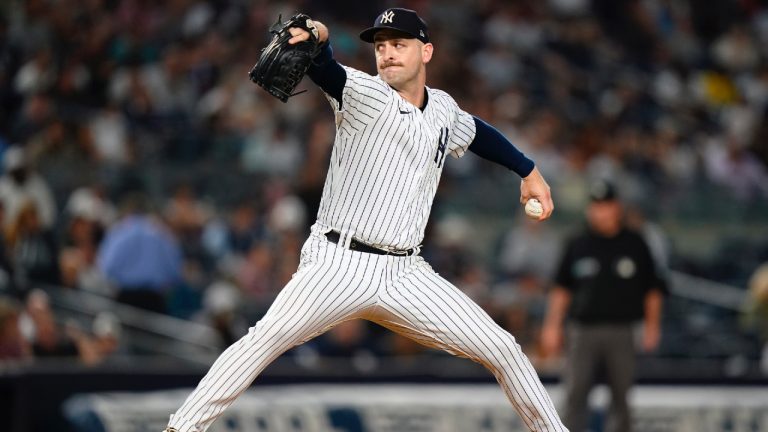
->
[168,230,567,432]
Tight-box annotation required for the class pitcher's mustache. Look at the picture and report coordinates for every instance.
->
[381,61,403,68]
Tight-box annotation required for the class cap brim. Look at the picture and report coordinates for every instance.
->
[590,195,618,203]
[359,26,418,43]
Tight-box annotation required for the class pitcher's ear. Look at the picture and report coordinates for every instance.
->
[423,42,433,63]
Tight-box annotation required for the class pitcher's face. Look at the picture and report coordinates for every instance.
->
[374,30,432,88]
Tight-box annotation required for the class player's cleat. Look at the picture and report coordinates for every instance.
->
[163,428,178,432]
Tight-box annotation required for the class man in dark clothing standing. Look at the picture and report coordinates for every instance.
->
[541,179,665,432]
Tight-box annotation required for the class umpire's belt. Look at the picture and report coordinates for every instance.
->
[325,230,416,256]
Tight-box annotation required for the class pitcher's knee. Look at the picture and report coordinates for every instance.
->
[259,317,319,348]
[476,332,522,369]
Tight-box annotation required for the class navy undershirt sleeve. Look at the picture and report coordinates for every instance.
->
[469,116,535,177]
[307,41,346,106]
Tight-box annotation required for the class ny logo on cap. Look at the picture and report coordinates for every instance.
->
[380,10,395,24]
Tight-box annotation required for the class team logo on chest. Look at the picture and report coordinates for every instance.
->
[434,127,449,168]
[615,257,636,278]
[573,257,599,278]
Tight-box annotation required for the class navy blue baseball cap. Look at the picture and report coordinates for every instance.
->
[588,179,619,202]
[360,8,430,44]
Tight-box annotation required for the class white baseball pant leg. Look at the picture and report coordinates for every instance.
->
[368,256,568,432]
[168,233,567,432]
[168,234,381,432]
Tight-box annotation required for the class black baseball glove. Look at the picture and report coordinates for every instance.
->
[249,13,321,103]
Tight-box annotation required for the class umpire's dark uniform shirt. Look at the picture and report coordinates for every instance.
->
[554,227,664,324]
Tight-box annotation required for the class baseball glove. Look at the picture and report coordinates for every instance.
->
[248,13,321,102]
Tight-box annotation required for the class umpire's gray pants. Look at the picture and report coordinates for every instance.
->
[563,323,635,432]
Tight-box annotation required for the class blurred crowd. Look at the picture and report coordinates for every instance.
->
[0,0,767,368]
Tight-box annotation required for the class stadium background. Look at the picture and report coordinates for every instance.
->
[1,0,767,431]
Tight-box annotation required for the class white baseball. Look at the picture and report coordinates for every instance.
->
[525,198,543,219]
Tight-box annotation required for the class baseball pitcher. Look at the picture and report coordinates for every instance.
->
[164,8,566,432]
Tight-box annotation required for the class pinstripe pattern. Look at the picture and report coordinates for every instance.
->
[167,65,566,432]
[372,257,564,431]
[170,234,382,431]
[168,232,567,432]
[316,66,475,251]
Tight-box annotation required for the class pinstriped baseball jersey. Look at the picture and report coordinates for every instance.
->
[315,66,476,250]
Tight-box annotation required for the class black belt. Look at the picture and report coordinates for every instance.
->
[325,230,416,256]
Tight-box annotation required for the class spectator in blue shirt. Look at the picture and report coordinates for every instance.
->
[97,193,182,314]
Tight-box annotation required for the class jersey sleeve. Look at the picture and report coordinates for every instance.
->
[307,42,345,103]
[326,66,388,133]
[447,101,477,159]
[468,117,535,177]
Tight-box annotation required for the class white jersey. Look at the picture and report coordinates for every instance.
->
[315,66,476,250]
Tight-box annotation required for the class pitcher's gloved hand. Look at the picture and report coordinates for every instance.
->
[248,13,321,102]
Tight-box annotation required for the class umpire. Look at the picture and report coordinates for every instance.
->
[541,179,666,432]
